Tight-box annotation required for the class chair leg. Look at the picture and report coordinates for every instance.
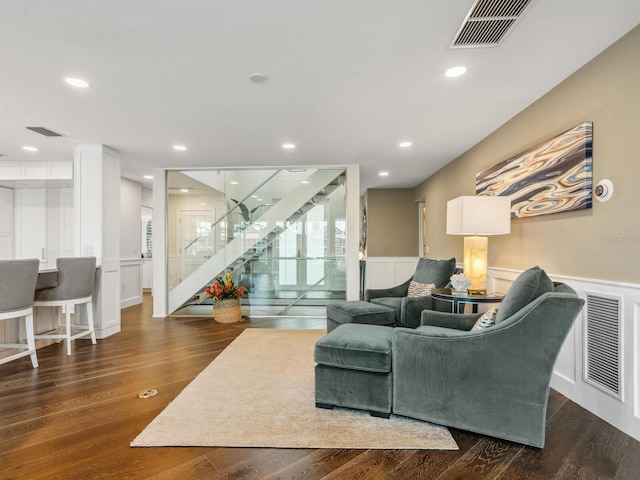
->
[25,313,39,368]
[87,301,97,344]
[65,306,72,356]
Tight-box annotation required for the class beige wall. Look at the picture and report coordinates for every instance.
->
[414,25,640,283]
[366,188,418,257]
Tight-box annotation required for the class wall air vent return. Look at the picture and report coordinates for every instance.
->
[584,291,622,400]
[450,0,534,48]
[26,126,65,137]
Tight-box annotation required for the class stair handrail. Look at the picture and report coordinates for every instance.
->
[183,169,283,251]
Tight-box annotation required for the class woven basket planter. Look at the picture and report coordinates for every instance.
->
[213,298,242,323]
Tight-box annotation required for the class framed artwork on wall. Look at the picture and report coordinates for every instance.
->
[476,121,593,218]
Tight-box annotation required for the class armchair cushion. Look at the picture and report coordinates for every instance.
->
[413,257,456,287]
[495,266,553,324]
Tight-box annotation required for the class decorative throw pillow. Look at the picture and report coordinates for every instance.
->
[407,281,435,297]
[471,307,497,331]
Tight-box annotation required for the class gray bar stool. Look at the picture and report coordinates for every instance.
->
[0,259,40,368]
[33,257,97,356]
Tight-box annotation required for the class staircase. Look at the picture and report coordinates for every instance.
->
[168,169,346,314]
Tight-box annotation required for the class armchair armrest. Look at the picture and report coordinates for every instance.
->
[365,277,411,302]
[399,296,434,328]
[420,309,480,331]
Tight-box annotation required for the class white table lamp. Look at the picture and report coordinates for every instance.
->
[446,196,511,294]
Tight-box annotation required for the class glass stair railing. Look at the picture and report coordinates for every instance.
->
[168,168,346,314]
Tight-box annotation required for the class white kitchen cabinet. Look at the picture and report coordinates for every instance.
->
[14,188,74,268]
[15,189,47,264]
[0,161,72,181]
[22,162,47,179]
[0,162,22,180]
[0,188,13,259]
[47,162,73,180]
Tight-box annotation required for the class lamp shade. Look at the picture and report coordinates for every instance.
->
[446,196,511,236]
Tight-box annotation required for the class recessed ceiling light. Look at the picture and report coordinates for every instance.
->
[144,175,154,179]
[251,195,258,198]
[173,145,187,151]
[22,146,38,152]
[200,202,207,206]
[65,77,91,88]
[399,141,412,148]
[180,188,189,193]
[248,73,268,84]
[301,180,309,184]
[445,66,467,78]
[282,143,296,150]
[230,181,239,185]
[379,171,389,177]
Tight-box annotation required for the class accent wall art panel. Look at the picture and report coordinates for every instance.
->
[475,121,593,218]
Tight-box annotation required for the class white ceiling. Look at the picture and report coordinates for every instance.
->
[1,1,639,193]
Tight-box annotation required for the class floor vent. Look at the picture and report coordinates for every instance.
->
[584,291,622,400]
[26,126,65,137]
[450,0,534,48]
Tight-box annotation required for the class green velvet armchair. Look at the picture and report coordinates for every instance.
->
[392,267,584,448]
[364,257,456,328]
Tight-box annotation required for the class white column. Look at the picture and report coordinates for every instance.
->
[152,168,167,317]
[346,164,360,301]
[74,144,121,338]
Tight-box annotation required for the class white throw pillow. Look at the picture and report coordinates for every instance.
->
[407,281,435,298]
[471,307,497,331]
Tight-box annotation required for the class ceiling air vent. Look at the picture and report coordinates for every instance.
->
[450,0,534,48]
[584,291,622,400]
[26,126,65,137]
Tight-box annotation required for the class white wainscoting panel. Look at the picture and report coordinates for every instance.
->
[364,257,420,290]
[121,259,143,309]
[487,266,640,443]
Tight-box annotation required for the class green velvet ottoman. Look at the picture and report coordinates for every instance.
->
[326,300,395,333]
[314,323,393,418]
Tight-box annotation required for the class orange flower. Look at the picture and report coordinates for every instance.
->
[205,274,250,300]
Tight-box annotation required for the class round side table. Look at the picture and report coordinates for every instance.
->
[431,288,504,314]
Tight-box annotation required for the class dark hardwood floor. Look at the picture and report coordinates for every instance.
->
[1,293,639,479]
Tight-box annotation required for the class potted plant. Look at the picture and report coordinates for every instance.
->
[231,198,267,232]
[205,273,247,323]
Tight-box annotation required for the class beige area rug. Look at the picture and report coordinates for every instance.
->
[131,329,458,450]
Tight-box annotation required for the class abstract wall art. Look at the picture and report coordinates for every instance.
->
[476,121,593,218]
